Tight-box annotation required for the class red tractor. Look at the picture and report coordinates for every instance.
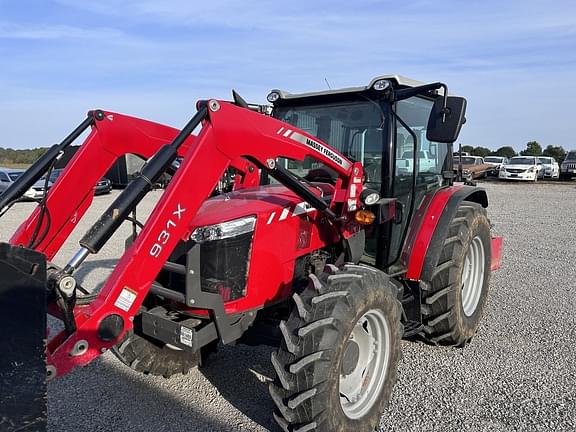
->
[0,75,502,432]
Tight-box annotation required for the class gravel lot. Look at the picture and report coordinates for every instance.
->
[2,181,575,432]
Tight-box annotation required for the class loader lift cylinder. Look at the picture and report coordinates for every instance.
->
[79,105,208,254]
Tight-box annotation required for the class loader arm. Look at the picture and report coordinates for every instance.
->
[7,100,360,379]
[9,112,259,258]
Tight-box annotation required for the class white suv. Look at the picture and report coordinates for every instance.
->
[560,151,576,180]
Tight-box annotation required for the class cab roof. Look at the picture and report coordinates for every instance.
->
[270,75,434,100]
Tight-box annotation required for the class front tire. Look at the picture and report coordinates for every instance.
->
[270,264,402,432]
[421,202,491,346]
[111,323,201,378]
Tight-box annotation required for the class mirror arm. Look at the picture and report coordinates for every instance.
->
[394,82,450,123]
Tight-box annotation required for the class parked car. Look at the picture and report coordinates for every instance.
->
[49,168,112,195]
[0,168,22,194]
[499,156,541,182]
[397,150,437,173]
[95,178,113,195]
[560,151,576,180]
[453,156,492,181]
[536,156,560,179]
[484,156,509,176]
[0,168,51,200]
[453,151,471,157]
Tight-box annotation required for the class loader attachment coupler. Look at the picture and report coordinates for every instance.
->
[0,243,47,432]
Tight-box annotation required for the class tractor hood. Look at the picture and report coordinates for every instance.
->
[189,184,332,230]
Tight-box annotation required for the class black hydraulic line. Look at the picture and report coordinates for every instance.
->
[0,112,97,214]
[79,106,208,254]
[162,261,187,275]
[28,159,58,248]
[266,163,340,221]
[149,282,186,303]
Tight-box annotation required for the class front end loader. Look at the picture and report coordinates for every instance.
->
[0,76,502,432]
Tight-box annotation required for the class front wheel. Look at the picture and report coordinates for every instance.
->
[269,264,402,432]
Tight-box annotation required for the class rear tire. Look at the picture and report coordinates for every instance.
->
[421,202,491,346]
[269,264,402,432]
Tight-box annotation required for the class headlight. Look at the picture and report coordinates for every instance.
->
[372,79,392,91]
[528,167,536,172]
[267,91,281,103]
[360,189,380,206]
[463,169,471,174]
[190,216,256,243]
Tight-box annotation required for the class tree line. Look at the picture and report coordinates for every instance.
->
[0,142,569,166]
[460,142,567,163]
[0,147,49,165]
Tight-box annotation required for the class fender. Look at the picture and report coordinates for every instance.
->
[403,185,488,281]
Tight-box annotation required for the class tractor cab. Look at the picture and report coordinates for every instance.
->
[267,75,466,271]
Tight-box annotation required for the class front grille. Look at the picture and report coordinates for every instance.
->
[199,232,253,301]
[155,230,254,304]
[563,163,576,170]
[506,168,526,174]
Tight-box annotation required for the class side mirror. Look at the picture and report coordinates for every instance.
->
[426,96,467,143]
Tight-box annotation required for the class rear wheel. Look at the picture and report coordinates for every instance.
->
[269,264,402,432]
[421,202,491,346]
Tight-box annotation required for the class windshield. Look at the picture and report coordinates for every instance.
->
[49,169,63,182]
[8,172,23,181]
[401,151,427,159]
[566,151,576,161]
[274,100,384,178]
[509,157,536,165]
[457,157,477,165]
[537,157,551,164]
[484,157,502,163]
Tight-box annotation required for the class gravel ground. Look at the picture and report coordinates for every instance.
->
[1,181,575,432]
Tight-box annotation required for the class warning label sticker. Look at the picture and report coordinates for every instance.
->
[114,287,137,312]
[180,326,194,347]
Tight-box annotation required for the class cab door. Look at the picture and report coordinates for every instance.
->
[384,96,449,269]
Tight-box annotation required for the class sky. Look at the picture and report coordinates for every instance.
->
[0,0,575,151]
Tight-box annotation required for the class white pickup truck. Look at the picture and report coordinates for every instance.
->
[396,150,437,174]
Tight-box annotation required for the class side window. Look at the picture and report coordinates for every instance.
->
[395,97,447,179]
[0,172,9,182]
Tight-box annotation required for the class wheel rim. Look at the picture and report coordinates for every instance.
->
[461,236,485,316]
[339,309,391,419]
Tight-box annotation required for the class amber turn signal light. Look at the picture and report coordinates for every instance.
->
[354,209,376,225]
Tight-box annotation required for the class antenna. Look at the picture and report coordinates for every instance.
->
[324,78,332,90]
